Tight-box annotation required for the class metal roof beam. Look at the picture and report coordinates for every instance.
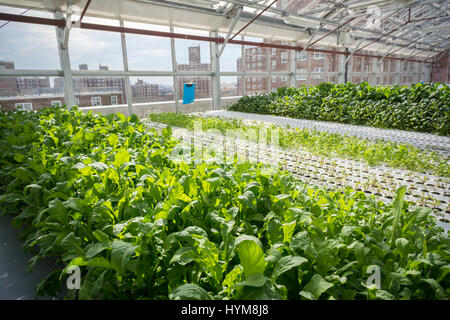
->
[402,40,447,62]
[423,49,447,62]
[308,17,356,48]
[79,0,93,23]
[229,0,278,42]
[223,0,446,49]
[218,5,243,57]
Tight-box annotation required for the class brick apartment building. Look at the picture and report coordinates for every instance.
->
[0,61,19,97]
[0,61,126,111]
[0,92,124,112]
[130,79,175,103]
[177,45,212,99]
[16,77,51,94]
[131,79,160,103]
[237,41,338,95]
[55,64,128,103]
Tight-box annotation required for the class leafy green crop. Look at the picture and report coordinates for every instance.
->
[0,107,448,300]
[148,112,449,177]
[229,83,450,135]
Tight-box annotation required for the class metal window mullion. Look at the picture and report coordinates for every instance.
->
[210,31,221,110]
[378,58,382,84]
[267,44,271,93]
[120,20,133,117]
[339,52,346,83]
[170,26,179,113]
[307,52,311,84]
[361,55,365,81]
[72,70,213,77]
[54,11,75,107]
[290,43,296,87]
[242,36,246,97]
[445,54,450,83]
[387,60,390,84]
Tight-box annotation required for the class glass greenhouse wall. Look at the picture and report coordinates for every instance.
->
[0,1,447,116]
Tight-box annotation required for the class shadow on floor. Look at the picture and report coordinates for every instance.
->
[0,214,62,300]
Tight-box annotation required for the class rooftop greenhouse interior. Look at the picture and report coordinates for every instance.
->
[0,0,449,303]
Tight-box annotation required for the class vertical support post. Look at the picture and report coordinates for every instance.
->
[323,49,327,83]
[290,42,297,87]
[307,51,311,85]
[396,58,401,84]
[54,11,75,107]
[447,54,449,83]
[361,56,365,81]
[430,63,434,83]
[120,20,133,116]
[267,45,271,93]
[348,54,353,83]
[210,31,221,110]
[420,62,424,82]
[341,48,348,83]
[378,58,382,84]
[241,35,246,97]
[170,26,179,113]
[387,60,390,84]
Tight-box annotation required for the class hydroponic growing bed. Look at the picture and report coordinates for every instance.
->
[146,120,450,230]
[1,107,448,300]
[205,110,450,157]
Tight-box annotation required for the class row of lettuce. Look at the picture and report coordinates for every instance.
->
[0,107,448,300]
[229,82,450,135]
[148,112,449,178]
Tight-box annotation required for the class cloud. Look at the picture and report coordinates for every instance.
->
[0,9,241,73]
[0,22,59,69]
[69,29,124,69]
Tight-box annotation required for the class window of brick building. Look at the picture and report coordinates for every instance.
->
[314,52,325,60]
[91,97,102,106]
[297,51,307,61]
[111,96,118,105]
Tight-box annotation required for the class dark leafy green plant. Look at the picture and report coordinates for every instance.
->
[229,82,450,135]
[0,107,448,300]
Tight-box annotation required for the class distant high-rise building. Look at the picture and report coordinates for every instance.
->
[0,61,125,109]
[16,77,51,95]
[99,64,109,71]
[189,46,201,65]
[178,46,211,99]
[0,60,15,70]
[0,60,19,97]
[131,79,160,102]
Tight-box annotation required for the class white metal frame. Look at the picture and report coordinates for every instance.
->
[51,100,62,107]
[110,96,118,105]
[15,102,33,111]
[91,96,102,106]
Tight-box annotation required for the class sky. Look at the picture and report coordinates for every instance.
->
[0,6,241,87]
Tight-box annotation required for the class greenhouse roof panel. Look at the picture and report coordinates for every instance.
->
[0,0,448,57]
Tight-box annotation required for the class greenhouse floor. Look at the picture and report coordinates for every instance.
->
[0,214,58,300]
[147,119,450,232]
[204,110,450,157]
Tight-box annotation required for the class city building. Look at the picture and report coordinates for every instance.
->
[177,45,212,99]
[131,79,160,103]
[16,77,51,95]
[0,60,19,97]
[0,61,126,110]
